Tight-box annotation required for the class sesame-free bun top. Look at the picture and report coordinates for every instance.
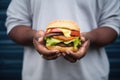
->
[46,20,80,31]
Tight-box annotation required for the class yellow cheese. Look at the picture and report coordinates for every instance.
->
[59,28,71,37]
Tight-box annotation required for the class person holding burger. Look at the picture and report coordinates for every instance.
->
[33,20,90,62]
[6,0,120,80]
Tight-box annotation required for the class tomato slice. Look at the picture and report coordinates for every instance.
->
[71,30,80,36]
[53,36,76,41]
[45,28,80,37]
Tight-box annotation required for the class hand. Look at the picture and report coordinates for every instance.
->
[62,32,90,63]
[33,30,60,60]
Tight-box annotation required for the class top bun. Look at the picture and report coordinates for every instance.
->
[46,20,80,31]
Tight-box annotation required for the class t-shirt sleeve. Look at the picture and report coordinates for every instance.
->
[98,0,120,35]
[5,0,31,34]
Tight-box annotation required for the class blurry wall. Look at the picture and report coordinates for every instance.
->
[0,0,120,80]
[0,0,23,80]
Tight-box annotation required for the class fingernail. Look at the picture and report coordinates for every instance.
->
[66,51,70,54]
[57,53,61,57]
[35,37,41,41]
[55,50,59,53]
[62,53,66,56]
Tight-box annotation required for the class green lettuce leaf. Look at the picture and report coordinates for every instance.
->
[45,37,62,47]
[73,37,81,49]
[45,37,81,49]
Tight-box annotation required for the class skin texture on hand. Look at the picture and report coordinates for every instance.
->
[62,33,90,63]
[33,30,90,62]
[62,27,117,63]
[33,30,61,60]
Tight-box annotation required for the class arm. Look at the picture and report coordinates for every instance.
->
[6,0,60,60]
[63,26,118,63]
[6,0,34,46]
[9,25,60,60]
[8,25,36,46]
[85,26,118,47]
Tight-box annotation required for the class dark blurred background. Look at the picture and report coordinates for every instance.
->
[0,0,120,80]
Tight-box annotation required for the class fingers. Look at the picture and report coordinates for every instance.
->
[33,31,90,61]
[34,30,45,41]
[63,40,90,63]
[33,30,61,60]
[33,38,59,54]
[42,53,61,60]
[81,36,86,42]
[63,52,77,63]
[76,40,90,57]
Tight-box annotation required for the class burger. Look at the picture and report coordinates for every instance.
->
[44,20,81,52]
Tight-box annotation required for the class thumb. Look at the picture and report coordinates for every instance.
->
[77,40,90,55]
[38,30,45,37]
[34,30,45,42]
[38,36,44,43]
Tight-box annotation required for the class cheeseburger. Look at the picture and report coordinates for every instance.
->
[44,20,81,52]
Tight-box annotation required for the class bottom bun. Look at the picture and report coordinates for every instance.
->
[46,46,78,52]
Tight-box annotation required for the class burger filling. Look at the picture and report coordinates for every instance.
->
[44,28,81,50]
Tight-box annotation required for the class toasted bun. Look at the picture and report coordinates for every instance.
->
[46,20,80,31]
[46,46,78,52]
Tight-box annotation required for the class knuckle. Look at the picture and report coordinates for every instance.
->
[42,56,57,60]
[70,59,77,63]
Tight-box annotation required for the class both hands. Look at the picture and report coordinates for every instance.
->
[33,30,90,63]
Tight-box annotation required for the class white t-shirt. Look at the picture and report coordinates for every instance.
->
[6,0,120,80]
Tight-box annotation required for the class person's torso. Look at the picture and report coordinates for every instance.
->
[29,0,104,31]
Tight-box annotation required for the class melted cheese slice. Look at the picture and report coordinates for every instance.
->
[59,28,71,37]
